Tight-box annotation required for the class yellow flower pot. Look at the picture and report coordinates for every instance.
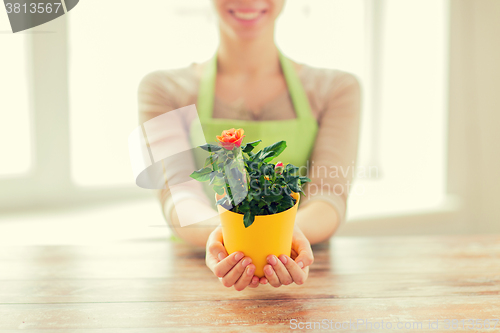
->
[216,193,300,277]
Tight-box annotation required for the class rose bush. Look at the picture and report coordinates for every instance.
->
[190,128,310,228]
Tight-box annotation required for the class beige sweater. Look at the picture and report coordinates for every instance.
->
[138,61,361,224]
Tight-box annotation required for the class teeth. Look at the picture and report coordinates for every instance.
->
[233,11,260,20]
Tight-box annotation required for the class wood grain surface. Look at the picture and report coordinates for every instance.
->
[0,235,499,332]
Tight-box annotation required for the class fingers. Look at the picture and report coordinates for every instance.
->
[205,228,259,291]
[294,250,314,270]
[213,251,244,278]
[206,228,226,258]
[207,240,227,263]
[290,248,299,260]
[263,264,281,287]
[278,254,306,285]
[267,255,293,286]
[248,276,260,288]
[261,254,310,287]
[233,264,256,291]
[205,227,227,272]
[291,231,314,269]
[220,256,252,288]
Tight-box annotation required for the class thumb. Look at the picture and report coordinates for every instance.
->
[292,236,314,269]
[206,227,228,268]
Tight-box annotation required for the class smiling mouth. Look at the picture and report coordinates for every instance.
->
[229,9,267,21]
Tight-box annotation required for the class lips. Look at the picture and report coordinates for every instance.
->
[228,9,267,22]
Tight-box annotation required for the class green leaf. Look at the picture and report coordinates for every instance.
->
[260,163,274,176]
[285,164,299,175]
[216,153,228,166]
[203,155,215,167]
[262,141,287,162]
[248,150,263,164]
[263,195,283,203]
[260,151,275,161]
[239,201,250,213]
[189,167,213,182]
[287,178,301,193]
[199,144,222,152]
[282,195,295,207]
[283,185,293,196]
[267,203,278,214]
[209,172,226,186]
[242,140,262,153]
[213,186,225,195]
[243,211,255,228]
[299,176,311,183]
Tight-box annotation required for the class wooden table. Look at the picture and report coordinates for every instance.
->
[0,235,499,332]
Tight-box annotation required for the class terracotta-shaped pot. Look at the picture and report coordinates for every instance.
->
[216,193,300,277]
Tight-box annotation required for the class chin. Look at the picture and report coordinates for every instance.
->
[230,27,268,40]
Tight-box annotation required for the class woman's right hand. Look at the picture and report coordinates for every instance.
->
[206,226,260,291]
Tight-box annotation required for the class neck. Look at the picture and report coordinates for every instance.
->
[217,29,280,77]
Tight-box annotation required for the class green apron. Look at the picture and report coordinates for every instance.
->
[190,50,318,204]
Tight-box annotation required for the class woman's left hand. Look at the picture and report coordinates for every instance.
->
[260,226,314,287]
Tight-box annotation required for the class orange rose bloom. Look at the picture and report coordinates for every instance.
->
[216,128,245,150]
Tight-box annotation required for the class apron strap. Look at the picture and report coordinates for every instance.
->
[197,50,313,121]
[197,53,217,122]
[278,50,313,120]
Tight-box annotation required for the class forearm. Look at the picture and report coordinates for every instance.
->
[295,72,359,245]
[295,200,340,244]
[166,198,220,247]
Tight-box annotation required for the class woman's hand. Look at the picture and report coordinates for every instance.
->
[260,226,314,287]
[205,226,260,291]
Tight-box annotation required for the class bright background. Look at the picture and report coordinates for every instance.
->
[1,0,499,244]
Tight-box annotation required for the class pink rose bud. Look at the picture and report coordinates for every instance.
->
[275,162,284,174]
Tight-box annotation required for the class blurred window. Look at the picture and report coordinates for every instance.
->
[347,0,449,219]
[0,16,32,177]
[68,0,218,187]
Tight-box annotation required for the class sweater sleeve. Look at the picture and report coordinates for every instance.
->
[137,70,211,227]
[301,71,362,224]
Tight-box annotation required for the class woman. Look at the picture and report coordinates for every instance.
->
[138,0,361,290]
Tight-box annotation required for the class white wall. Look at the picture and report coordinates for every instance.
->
[448,0,500,233]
